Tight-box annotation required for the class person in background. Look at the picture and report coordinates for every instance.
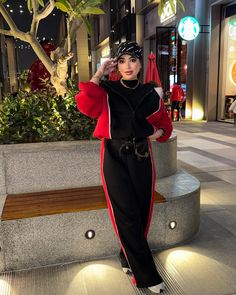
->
[229,95,236,126]
[170,83,184,121]
[76,41,173,294]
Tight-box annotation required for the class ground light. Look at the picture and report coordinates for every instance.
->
[192,108,204,120]
[67,264,120,293]
[169,221,177,229]
[0,279,12,294]
[85,230,95,239]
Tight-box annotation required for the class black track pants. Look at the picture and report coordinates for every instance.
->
[171,101,180,121]
[100,138,163,288]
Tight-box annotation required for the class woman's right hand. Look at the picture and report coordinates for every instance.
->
[97,58,117,77]
[90,58,117,85]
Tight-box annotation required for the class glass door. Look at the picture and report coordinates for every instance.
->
[217,4,236,123]
[156,26,187,116]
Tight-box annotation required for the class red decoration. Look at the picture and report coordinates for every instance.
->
[144,52,162,87]
[27,42,56,91]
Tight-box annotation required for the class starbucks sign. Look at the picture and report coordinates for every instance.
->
[178,16,200,41]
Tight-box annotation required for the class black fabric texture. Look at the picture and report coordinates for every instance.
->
[103,139,163,287]
[100,80,160,139]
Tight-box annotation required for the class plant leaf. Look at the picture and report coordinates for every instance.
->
[80,15,92,35]
[80,7,104,15]
[80,0,103,6]
[55,0,73,10]
[169,0,176,14]
[158,0,166,16]
[176,0,185,12]
[38,0,45,7]
[55,2,69,12]
[27,0,33,12]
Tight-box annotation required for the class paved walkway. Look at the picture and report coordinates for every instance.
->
[0,121,236,295]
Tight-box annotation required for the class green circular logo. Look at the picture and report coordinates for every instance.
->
[178,16,200,41]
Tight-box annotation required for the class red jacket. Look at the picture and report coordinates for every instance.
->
[76,81,173,142]
[170,84,184,102]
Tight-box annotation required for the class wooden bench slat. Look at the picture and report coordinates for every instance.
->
[5,193,105,205]
[1,186,166,221]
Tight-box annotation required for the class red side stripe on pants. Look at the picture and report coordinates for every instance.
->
[100,139,137,283]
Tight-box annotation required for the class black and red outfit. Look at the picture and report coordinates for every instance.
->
[76,79,173,288]
[170,84,184,121]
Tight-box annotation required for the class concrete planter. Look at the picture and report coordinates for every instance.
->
[0,135,177,199]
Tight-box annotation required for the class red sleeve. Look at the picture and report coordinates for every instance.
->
[75,81,107,118]
[147,99,173,142]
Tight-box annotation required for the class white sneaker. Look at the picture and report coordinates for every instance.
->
[148,282,165,294]
[122,267,131,274]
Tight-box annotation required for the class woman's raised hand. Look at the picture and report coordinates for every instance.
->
[97,58,117,77]
[90,58,117,85]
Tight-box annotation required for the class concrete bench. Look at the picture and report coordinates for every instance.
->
[0,171,200,272]
[0,135,200,272]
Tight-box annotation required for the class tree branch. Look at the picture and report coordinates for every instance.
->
[28,35,55,74]
[31,0,39,13]
[0,29,13,37]
[0,4,20,33]
[67,18,72,53]
[37,0,55,21]
[30,0,55,34]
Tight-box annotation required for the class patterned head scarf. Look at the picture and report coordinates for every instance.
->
[114,41,143,60]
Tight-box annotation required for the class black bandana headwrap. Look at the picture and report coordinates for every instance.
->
[114,41,143,60]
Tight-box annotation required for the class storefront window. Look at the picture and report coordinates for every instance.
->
[156,27,187,117]
[218,4,236,123]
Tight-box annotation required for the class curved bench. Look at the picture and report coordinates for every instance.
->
[0,134,200,271]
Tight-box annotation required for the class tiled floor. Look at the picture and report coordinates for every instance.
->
[0,120,236,295]
[156,121,236,295]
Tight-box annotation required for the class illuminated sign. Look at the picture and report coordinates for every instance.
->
[178,16,200,41]
[231,61,236,86]
[229,19,236,41]
[160,0,176,24]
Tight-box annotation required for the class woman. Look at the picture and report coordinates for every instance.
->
[76,41,173,294]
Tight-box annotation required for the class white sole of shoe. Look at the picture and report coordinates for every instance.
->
[148,282,165,294]
[122,267,131,274]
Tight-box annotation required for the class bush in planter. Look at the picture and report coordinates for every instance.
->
[0,81,96,144]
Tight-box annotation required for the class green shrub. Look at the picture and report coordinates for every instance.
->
[0,81,96,144]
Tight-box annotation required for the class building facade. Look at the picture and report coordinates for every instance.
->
[77,0,236,123]
[208,0,236,123]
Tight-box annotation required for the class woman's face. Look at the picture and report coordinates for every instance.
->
[117,54,141,80]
